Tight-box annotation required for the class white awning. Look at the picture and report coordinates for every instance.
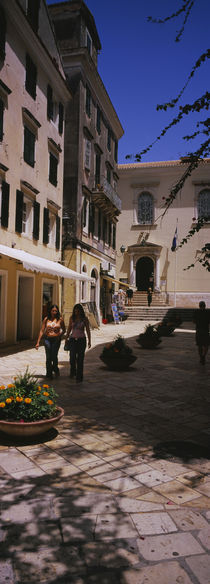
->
[0,244,94,282]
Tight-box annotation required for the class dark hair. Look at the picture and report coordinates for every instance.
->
[47,304,60,320]
[72,303,86,322]
[199,301,206,309]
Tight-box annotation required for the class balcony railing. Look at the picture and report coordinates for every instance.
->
[92,176,122,213]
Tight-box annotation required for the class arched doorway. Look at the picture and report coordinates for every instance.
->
[136,257,154,291]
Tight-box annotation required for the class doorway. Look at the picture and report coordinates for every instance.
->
[17,275,34,340]
[136,257,154,291]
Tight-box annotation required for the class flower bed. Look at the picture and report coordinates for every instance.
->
[0,368,58,423]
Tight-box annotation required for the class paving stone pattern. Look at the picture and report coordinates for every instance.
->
[0,320,209,583]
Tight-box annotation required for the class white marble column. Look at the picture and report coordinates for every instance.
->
[130,254,135,286]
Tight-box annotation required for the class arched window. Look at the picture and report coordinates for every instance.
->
[81,264,87,301]
[197,189,210,219]
[138,192,153,224]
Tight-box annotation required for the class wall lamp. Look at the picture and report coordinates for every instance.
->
[120,244,126,254]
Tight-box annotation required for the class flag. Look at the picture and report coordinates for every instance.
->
[171,227,177,252]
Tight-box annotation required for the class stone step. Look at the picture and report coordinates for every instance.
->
[125,307,196,322]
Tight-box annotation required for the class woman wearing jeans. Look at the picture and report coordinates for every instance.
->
[35,305,66,378]
[65,304,91,382]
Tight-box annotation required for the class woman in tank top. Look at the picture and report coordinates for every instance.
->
[35,304,66,378]
[65,303,91,382]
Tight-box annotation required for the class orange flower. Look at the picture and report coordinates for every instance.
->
[6,398,12,404]
[7,383,15,389]
[114,349,119,352]
[0,385,5,390]
[43,391,49,397]
[0,402,6,408]
[37,386,42,391]
[36,391,41,395]
[16,396,23,402]
[42,384,49,389]
[47,400,53,405]
[25,398,32,404]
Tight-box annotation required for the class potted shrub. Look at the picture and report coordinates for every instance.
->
[137,324,161,349]
[155,315,182,337]
[100,335,137,371]
[0,368,64,437]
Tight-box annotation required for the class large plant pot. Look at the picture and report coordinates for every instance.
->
[0,407,64,437]
[156,324,175,337]
[100,354,137,371]
[137,335,161,349]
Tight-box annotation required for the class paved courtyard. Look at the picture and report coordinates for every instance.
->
[0,319,209,583]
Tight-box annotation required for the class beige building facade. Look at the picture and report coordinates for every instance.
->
[0,0,92,345]
[49,1,124,323]
[117,159,210,308]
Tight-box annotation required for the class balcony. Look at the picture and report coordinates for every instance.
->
[92,176,122,215]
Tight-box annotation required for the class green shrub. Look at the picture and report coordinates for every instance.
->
[0,368,58,422]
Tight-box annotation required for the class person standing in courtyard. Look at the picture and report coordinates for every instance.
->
[126,288,133,306]
[193,301,210,365]
[65,303,91,382]
[35,304,66,378]
[147,287,152,307]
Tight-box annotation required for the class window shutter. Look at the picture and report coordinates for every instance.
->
[1,181,10,228]
[25,54,37,99]
[15,190,23,233]
[27,0,40,33]
[55,215,60,250]
[112,224,116,250]
[89,202,95,235]
[0,98,4,141]
[108,221,112,246]
[0,6,6,60]
[58,102,64,135]
[83,197,87,227]
[98,209,101,239]
[47,84,53,120]
[33,200,40,240]
[49,152,58,186]
[43,207,49,244]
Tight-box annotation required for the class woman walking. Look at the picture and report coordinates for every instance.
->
[65,304,91,382]
[35,304,66,378]
[193,301,210,365]
[147,287,152,307]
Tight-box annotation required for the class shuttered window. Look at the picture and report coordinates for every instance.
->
[96,106,101,134]
[58,102,64,135]
[98,209,101,240]
[86,85,91,117]
[15,190,23,233]
[89,202,95,235]
[47,84,53,120]
[25,54,37,100]
[27,0,40,33]
[0,6,6,60]
[112,224,116,250]
[1,181,10,228]
[43,207,49,244]
[24,126,35,167]
[55,215,60,250]
[49,152,58,186]
[33,201,40,240]
[0,98,4,141]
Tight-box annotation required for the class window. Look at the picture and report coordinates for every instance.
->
[49,152,58,186]
[43,207,49,244]
[98,209,101,240]
[198,189,210,219]
[106,165,111,184]
[89,202,95,236]
[84,139,91,170]
[0,6,6,60]
[138,192,153,224]
[96,105,101,134]
[0,181,10,228]
[55,215,60,250]
[25,54,37,100]
[86,29,92,55]
[108,221,112,246]
[33,201,40,240]
[86,85,91,117]
[82,197,88,228]
[22,197,33,236]
[27,0,40,33]
[103,216,107,243]
[58,102,64,135]
[114,139,118,163]
[107,127,111,152]
[0,98,4,141]
[24,125,35,167]
[47,84,53,120]
[15,189,35,237]
[112,224,116,249]
[48,212,56,246]
[95,152,101,186]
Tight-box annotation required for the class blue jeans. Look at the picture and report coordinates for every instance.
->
[44,337,61,375]
[69,337,86,381]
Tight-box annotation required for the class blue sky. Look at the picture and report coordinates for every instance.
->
[47,0,209,163]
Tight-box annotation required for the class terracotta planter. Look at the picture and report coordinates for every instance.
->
[100,354,137,371]
[137,335,161,349]
[0,406,64,437]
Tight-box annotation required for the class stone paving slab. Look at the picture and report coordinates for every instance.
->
[0,320,210,583]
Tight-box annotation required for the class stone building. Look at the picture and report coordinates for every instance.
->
[49,0,124,323]
[117,159,210,308]
[0,0,92,345]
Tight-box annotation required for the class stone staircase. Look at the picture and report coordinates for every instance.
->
[125,292,168,320]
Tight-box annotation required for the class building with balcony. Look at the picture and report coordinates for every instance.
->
[49,0,124,322]
[0,0,93,345]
